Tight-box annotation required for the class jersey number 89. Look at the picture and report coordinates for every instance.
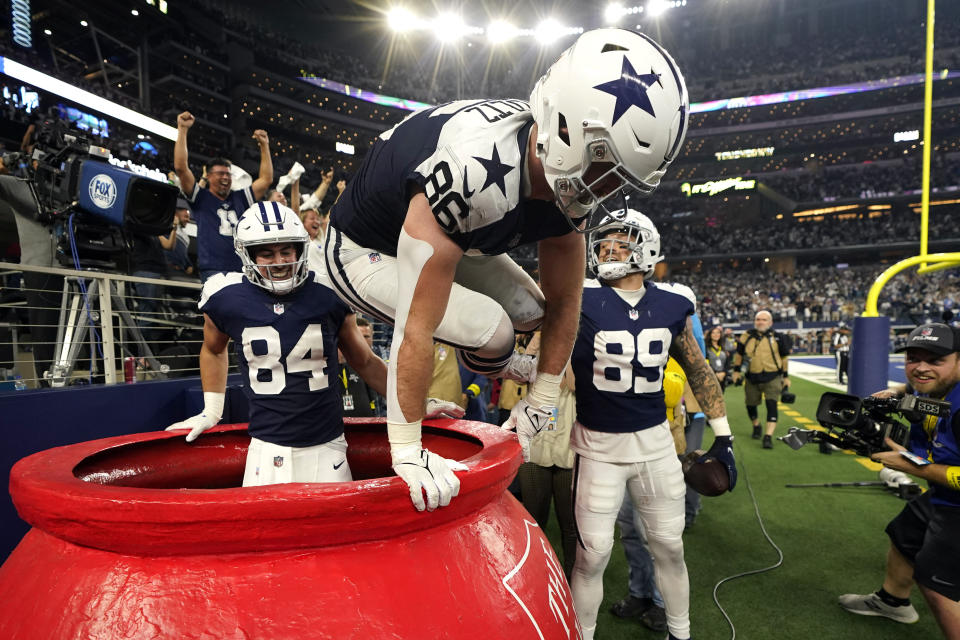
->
[241,324,329,394]
[593,328,672,394]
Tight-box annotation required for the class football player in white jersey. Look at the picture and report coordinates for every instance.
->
[325,28,690,512]
[568,209,736,640]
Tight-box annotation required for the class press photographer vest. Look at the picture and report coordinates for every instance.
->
[739,329,790,383]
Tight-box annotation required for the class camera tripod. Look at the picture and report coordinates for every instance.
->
[48,274,166,386]
[786,476,922,500]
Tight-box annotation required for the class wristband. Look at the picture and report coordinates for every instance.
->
[709,415,731,437]
[527,371,563,408]
[947,466,960,491]
[388,419,422,461]
[203,391,225,421]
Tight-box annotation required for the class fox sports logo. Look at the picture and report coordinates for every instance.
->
[88,174,118,209]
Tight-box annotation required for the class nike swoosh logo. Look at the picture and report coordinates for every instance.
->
[333,460,346,470]
[931,575,956,587]
[463,166,475,197]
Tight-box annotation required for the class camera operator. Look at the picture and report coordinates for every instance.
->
[839,323,960,636]
[731,310,792,449]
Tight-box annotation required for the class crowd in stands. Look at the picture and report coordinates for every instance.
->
[660,204,960,257]
[670,263,960,328]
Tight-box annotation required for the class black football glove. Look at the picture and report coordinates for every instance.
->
[698,435,737,492]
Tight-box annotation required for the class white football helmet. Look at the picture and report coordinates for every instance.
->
[530,28,688,231]
[235,201,310,295]
[588,208,662,281]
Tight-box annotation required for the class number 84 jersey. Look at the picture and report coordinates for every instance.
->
[571,279,695,434]
[199,272,350,447]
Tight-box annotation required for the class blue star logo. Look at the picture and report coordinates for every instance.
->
[472,143,514,198]
[593,57,662,125]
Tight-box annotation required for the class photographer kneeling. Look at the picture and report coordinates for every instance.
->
[839,323,960,637]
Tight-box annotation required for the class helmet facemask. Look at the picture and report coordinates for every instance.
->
[588,209,662,281]
[242,241,309,295]
[234,201,311,295]
[552,136,650,233]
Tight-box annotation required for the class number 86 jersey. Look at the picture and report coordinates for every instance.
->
[571,279,695,434]
[199,272,351,447]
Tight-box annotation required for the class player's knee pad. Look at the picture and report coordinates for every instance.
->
[456,313,516,376]
[765,398,778,422]
[746,405,758,421]
[511,297,544,333]
[646,527,685,562]
[575,530,615,575]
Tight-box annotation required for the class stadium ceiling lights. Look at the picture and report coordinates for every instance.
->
[535,19,582,45]
[486,20,519,44]
[647,0,686,18]
[387,7,418,33]
[431,12,482,43]
[385,7,580,45]
[605,3,645,24]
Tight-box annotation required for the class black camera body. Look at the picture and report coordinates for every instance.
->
[813,392,948,456]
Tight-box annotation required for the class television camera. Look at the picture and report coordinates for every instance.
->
[780,391,950,457]
[5,114,178,268]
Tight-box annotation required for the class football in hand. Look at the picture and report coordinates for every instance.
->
[681,450,730,497]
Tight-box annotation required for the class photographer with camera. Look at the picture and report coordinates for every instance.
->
[173,111,273,282]
[839,323,960,637]
[731,310,792,449]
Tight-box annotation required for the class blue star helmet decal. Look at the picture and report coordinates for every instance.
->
[472,143,515,198]
[593,56,663,125]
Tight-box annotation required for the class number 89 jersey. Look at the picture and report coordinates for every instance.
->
[199,272,351,447]
[571,279,695,433]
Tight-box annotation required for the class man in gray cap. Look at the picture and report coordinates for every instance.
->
[838,322,960,637]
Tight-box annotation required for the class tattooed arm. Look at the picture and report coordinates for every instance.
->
[669,315,727,421]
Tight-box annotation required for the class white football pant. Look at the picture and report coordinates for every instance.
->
[571,453,689,640]
[243,435,352,486]
[324,225,544,362]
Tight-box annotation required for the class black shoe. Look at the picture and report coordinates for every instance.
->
[763,435,773,449]
[641,604,667,632]
[610,595,652,619]
[752,425,761,439]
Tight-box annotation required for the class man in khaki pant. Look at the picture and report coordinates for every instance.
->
[731,310,791,449]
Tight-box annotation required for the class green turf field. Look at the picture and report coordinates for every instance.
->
[544,377,939,639]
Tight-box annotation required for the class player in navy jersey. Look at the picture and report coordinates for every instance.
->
[325,28,690,512]
[568,209,736,640]
[166,202,388,485]
[174,111,274,281]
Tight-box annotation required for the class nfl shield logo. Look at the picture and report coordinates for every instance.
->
[369,252,382,263]
[273,456,284,468]
[273,302,284,315]
[921,327,933,336]
[628,309,639,320]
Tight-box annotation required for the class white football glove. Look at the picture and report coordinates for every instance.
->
[391,445,468,512]
[501,399,558,462]
[165,392,224,443]
[424,397,466,420]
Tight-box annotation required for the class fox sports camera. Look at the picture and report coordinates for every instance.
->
[44,146,178,235]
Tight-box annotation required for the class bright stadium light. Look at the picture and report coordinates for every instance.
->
[647,0,669,17]
[432,12,468,43]
[487,19,518,44]
[605,3,625,24]
[535,19,564,44]
[387,7,418,33]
